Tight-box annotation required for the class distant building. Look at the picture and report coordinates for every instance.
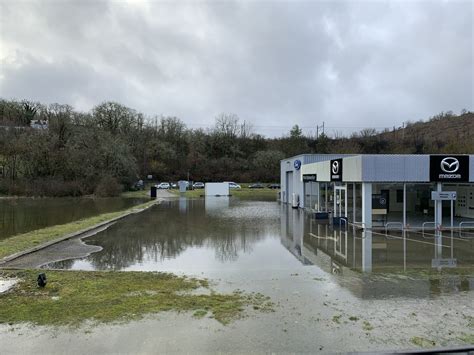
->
[30,120,48,130]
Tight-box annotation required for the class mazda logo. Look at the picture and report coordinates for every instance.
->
[440,157,459,173]
[332,161,339,174]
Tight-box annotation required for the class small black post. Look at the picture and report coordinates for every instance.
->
[37,273,47,288]
[150,185,157,198]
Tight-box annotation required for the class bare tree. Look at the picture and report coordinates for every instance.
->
[239,120,254,139]
[214,113,240,138]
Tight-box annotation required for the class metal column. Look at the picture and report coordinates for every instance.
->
[344,184,348,218]
[435,182,443,229]
[362,183,372,229]
[403,183,406,228]
[435,182,443,257]
[317,182,320,212]
[325,184,328,212]
[353,183,356,223]
[362,230,372,272]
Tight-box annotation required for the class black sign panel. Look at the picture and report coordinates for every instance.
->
[303,174,317,182]
[372,194,388,209]
[330,159,343,181]
[430,155,470,182]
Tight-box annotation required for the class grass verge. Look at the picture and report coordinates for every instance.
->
[169,187,279,199]
[121,189,150,198]
[0,200,156,260]
[0,270,273,326]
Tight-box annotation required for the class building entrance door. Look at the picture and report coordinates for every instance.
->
[334,185,348,218]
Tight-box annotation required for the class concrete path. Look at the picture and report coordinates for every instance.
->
[155,189,179,198]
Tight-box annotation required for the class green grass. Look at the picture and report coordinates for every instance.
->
[410,336,436,348]
[0,200,156,260]
[169,187,279,199]
[0,270,273,326]
[121,189,150,198]
[362,320,374,331]
[458,333,474,344]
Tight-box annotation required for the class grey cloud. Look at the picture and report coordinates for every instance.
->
[0,0,472,137]
[0,53,132,109]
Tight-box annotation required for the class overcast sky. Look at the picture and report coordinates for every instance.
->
[0,0,472,137]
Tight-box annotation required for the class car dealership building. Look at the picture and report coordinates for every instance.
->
[281,154,474,230]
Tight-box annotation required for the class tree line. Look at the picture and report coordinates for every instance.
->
[0,98,472,196]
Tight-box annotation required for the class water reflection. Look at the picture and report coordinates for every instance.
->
[45,199,474,297]
[0,197,147,239]
[205,196,230,215]
[301,218,474,272]
[288,209,474,297]
[48,199,285,271]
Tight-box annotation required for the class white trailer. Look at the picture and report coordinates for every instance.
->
[205,182,230,196]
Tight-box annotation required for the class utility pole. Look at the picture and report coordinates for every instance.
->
[316,121,325,139]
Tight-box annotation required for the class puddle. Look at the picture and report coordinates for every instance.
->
[0,278,18,293]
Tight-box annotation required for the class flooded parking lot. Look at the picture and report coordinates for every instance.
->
[30,197,473,315]
[44,198,474,288]
[3,197,473,352]
[47,198,299,273]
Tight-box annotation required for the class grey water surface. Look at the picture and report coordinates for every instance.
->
[45,197,474,299]
[0,197,148,239]
[4,196,474,352]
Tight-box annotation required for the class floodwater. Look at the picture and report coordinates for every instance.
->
[46,197,474,297]
[0,197,148,239]
[5,197,474,352]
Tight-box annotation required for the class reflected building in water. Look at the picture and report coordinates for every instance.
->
[280,205,474,297]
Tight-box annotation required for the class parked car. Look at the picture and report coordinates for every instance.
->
[193,182,205,189]
[132,179,145,190]
[156,182,170,189]
[248,183,264,189]
[267,183,281,189]
[171,182,177,189]
[224,182,241,189]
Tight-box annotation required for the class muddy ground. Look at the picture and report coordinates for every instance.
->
[1,268,472,353]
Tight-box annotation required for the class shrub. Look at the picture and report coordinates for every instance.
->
[94,176,123,197]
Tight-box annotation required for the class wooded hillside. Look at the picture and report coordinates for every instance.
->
[0,98,472,196]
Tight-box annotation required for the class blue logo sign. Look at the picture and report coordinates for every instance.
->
[294,160,301,170]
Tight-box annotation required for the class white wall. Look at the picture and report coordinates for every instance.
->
[301,161,331,181]
[281,156,304,207]
[343,156,363,182]
[205,182,230,196]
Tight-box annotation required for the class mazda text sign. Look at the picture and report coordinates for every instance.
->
[430,155,469,182]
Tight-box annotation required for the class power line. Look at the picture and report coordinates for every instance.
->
[184,122,392,130]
